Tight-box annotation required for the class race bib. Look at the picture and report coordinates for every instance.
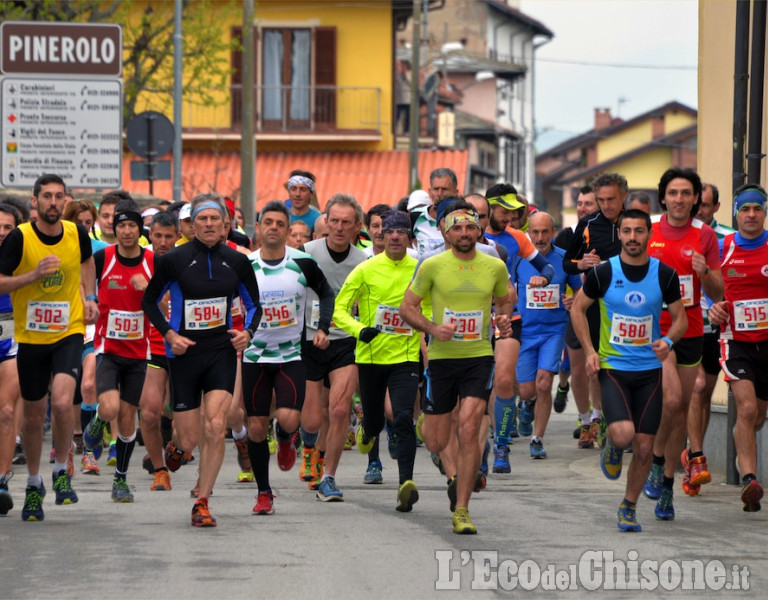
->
[733,298,768,331]
[106,309,144,340]
[679,274,694,307]
[526,284,561,310]
[260,298,297,329]
[231,296,243,318]
[26,301,69,332]
[374,304,413,336]
[610,313,652,346]
[310,300,336,330]
[443,308,482,342]
[0,312,13,341]
[184,297,226,330]
[84,323,95,344]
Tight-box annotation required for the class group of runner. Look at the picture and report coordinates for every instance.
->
[0,167,766,536]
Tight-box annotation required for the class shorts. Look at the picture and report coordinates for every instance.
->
[95,354,147,407]
[148,353,169,371]
[423,356,494,415]
[242,361,306,417]
[303,337,356,382]
[17,334,84,401]
[565,320,581,350]
[720,339,768,400]
[516,330,564,384]
[701,332,721,376]
[167,347,237,412]
[511,318,522,343]
[673,336,703,367]
[599,368,663,435]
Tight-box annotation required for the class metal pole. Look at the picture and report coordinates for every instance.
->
[747,0,767,183]
[172,0,182,203]
[732,0,750,199]
[147,113,155,196]
[241,0,256,236]
[408,0,421,191]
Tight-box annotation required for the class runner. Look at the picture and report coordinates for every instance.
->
[571,209,686,532]
[142,193,261,527]
[0,174,98,521]
[400,204,512,534]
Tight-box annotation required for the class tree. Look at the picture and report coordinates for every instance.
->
[0,0,239,122]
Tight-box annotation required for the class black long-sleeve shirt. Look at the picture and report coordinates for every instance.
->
[563,210,623,275]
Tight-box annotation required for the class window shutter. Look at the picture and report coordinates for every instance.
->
[314,27,336,128]
[231,26,258,128]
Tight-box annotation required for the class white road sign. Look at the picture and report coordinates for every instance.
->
[1,77,122,188]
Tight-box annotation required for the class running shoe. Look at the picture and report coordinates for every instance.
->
[21,483,45,522]
[81,451,100,476]
[741,479,763,512]
[66,441,76,478]
[308,457,325,491]
[191,498,217,527]
[299,446,317,482]
[530,439,548,459]
[0,474,12,515]
[617,501,641,532]
[237,470,255,483]
[681,449,711,494]
[164,441,192,473]
[12,442,26,465]
[553,383,569,413]
[356,425,375,455]
[480,439,490,476]
[266,421,277,455]
[654,487,675,520]
[492,444,511,474]
[344,428,356,450]
[578,425,594,449]
[588,418,601,447]
[234,438,251,471]
[430,452,445,475]
[415,412,425,442]
[508,406,519,438]
[142,454,154,474]
[316,476,344,502]
[452,507,477,534]
[474,471,486,492]
[643,463,664,500]
[396,480,419,513]
[364,460,383,484]
[253,491,275,515]
[386,423,398,459]
[597,418,607,449]
[277,438,296,471]
[518,400,534,436]
[83,414,105,459]
[52,470,78,505]
[73,433,84,455]
[111,477,134,503]
[106,444,117,467]
[600,438,623,480]
[150,469,171,491]
[447,476,457,512]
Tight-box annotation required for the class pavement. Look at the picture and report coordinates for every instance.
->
[1,395,767,599]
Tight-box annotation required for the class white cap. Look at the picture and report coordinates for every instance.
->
[407,189,430,211]
[179,204,191,220]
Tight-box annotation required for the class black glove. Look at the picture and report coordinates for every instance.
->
[359,327,380,343]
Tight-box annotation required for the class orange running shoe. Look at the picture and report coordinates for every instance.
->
[150,469,171,491]
[191,498,217,527]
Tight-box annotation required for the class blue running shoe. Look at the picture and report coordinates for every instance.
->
[480,440,490,475]
[316,476,344,502]
[0,474,13,515]
[600,438,623,480]
[492,444,511,474]
[617,501,641,532]
[111,477,134,503]
[106,444,117,467]
[52,470,78,505]
[21,483,46,522]
[386,423,397,459]
[518,400,534,437]
[655,487,675,520]
[364,460,383,485]
[643,463,664,500]
[530,439,548,459]
[83,414,104,460]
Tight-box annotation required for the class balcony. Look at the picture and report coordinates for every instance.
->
[181,85,382,142]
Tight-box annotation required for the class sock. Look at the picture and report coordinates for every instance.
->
[27,474,43,488]
[15,435,20,445]
[652,454,665,467]
[368,436,380,463]
[689,450,704,459]
[591,409,602,421]
[247,438,271,493]
[621,498,636,509]
[558,382,570,392]
[579,412,591,427]
[115,432,137,476]
[531,436,541,444]
[319,450,325,459]
[300,427,318,448]
[53,460,68,475]
[662,476,674,489]
[494,395,515,446]
[742,473,757,485]
[154,466,168,473]
[232,425,247,441]
[275,423,291,442]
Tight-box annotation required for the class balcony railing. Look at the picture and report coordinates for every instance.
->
[182,85,381,135]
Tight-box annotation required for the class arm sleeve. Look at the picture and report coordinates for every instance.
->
[234,254,262,336]
[581,261,612,299]
[77,224,92,263]
[527,252,555,283]
[299,257,335,333]
[563,220,587,275]
[0,228,24,275]
[659,264,682,305]
[142,254,174,336]
[332,264,365,339]
[93,249,105,282]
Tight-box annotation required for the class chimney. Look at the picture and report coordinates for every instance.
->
[594,108,613,131]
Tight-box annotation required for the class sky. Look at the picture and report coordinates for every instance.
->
[518,0,699,152]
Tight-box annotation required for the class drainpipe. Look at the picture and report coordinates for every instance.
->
[747,0,766,184]
[409,0,422,191]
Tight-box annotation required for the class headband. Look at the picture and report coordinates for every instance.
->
[381,210,412,235]
[733,188,767,216]
[288,175,315,194]
[445,209,480,231]
[435,198,461,224]
[141,207,160,219]
[192,201,226,220]
[488,193,524,211]
[114,211,143,230]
